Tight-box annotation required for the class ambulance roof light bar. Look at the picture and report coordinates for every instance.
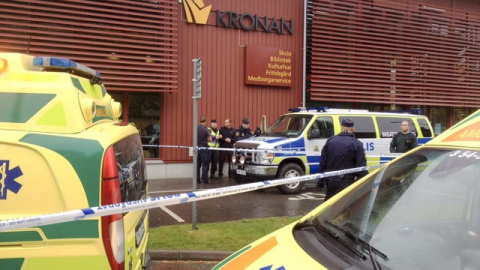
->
[33,57,102,85]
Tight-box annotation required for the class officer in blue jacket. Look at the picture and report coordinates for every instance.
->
[233,118,255,143]
[319,118,367,201]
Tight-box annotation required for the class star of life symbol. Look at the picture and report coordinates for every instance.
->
[0,161,23,200]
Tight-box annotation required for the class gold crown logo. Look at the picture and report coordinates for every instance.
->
[183,0,212,25]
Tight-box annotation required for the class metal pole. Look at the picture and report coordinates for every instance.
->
[192,94,198,231]
[192,58,202,230]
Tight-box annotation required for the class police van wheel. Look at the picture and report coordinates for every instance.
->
[234,177,244,185]
[276,163,305,194]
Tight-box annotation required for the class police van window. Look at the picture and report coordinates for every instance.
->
[377,117,418,138]
[343,116,376,138]
[266,115,312,137]
[312,117,334,139]
[417,118,432,137]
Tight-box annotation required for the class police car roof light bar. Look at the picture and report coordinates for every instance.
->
[380,109,423,115]
[33,57,102,83]
[288,107,329,113]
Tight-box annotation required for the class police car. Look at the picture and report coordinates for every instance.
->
[232,107,434,194]
[215,109,480,270]
[0,53,150,270]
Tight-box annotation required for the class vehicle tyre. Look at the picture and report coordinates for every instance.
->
[276,163,305,194]
[234,177,244,185]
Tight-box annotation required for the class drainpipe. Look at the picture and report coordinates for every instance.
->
[302,0,307,108]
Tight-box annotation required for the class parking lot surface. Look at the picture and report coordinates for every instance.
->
[147,177,325,227]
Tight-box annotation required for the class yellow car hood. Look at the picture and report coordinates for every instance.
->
[213,221,326,270]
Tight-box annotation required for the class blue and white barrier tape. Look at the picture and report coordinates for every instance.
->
[143,144,403,158]
[0,164,385,232]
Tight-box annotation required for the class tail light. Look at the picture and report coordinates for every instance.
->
[102,146,125,270]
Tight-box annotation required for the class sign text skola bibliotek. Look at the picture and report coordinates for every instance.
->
[245,45,293,87]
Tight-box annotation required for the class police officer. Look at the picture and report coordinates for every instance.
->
[319,118,367,201]
[233,117,255,143]
[207,119,222,179]
[219,118,235,178]
[197,116,212,184]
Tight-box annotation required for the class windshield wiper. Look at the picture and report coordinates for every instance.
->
[344,230,388,260]
[326,221,388,260]
[295,223,367,260]
[265,132,284,137]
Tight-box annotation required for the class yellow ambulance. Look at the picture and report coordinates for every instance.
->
[0,53,150,270]
[216,110,480,269]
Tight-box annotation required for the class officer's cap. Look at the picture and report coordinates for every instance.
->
[211,119,217,123]
[242,118,250,124]
[341,118,354,127]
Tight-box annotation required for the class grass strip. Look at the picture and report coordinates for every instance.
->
[148,216,300,251]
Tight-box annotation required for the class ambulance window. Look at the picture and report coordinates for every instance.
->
[377,117,417,138]
[344,116,376,138]
[418,118,433,137]
[114,134,147,203]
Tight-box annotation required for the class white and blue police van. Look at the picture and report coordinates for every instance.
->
[231,107,434,194]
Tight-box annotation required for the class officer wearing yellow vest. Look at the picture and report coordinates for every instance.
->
[208,119,222,179]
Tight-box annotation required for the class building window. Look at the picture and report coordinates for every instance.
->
[454,107,473,124]
[430,107,447,136]
[110,92,161,159]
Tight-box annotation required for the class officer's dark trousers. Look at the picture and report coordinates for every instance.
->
[197,148,209,183]
[324,177,354,201]
[208,149,219,176]
[218,149,233,177]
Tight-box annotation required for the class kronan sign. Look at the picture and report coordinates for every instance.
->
[183,0,294,35]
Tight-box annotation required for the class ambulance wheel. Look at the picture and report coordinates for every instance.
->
[276,163,304,194]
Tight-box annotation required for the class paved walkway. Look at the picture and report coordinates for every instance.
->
[151,261,219,270]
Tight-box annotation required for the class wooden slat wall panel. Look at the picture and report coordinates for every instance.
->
[0,0,178,92]
[309,0,480,107]
[161,0,304,162]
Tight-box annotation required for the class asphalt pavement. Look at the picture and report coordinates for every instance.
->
[148,176,324,227]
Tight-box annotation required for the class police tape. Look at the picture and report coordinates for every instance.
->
[0,164,386,232]
[141,144,306,153]
[142,144,403,158]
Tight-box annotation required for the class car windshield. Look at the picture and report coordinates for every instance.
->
[313,148,480,270]
[264,114,312,137]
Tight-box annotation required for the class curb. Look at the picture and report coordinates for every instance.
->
[149,249,234,261]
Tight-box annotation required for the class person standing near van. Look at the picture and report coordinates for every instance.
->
[219,118,235,178]
[208,119,222,179]
[319,118,368,201]
[233,118,255,143]
[197,116,212,184]
[390,120,418,153]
